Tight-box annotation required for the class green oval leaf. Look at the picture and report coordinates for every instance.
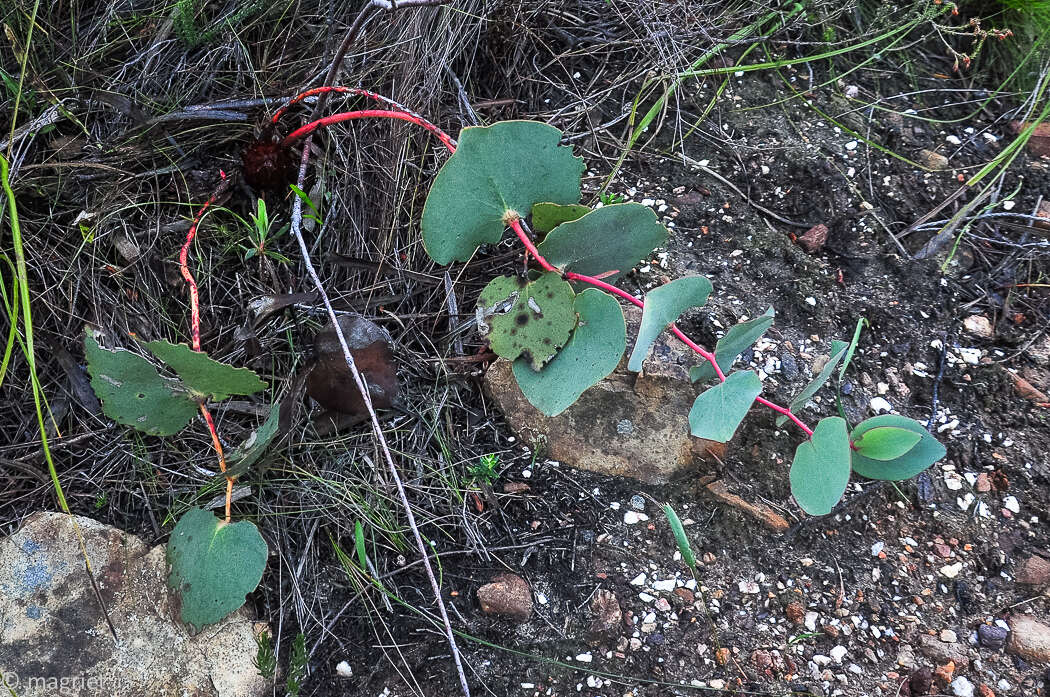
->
[478,272,577,370]
[852,426,922,461]
[789,416,852,516]
[531,202,590,233]
[776,339,849,427]
[690,307,774,383]
[512,289,625,416]
[421,121,584,264]
[167,508,268,630]
[688,370,762,443]
[536,203,668,284]
[849,415,946,480]
[84,332,198,436]
[662,503,696,569]
[628,276,713,372]
[145,340,267,401]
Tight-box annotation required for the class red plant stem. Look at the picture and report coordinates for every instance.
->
[281,109,456,152]
[179,172,235,522]
[509,218,815,438]
[283,104,813,437]
[273,86,437,131]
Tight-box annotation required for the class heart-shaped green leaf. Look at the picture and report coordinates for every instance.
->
[531,202,590,233]
[421,121,584,264]
[628,276,713,372]
[690,307,775,383]
[776,340,849,427]
[789,416,852,515]
[536,203,668,284]
[688,370,762,442]
[852,426,922,461]
[849,415,946,480]
[145,340,267,401]
[478,272,577,370]
[513,288,625,416]
[84,332,199,436]
[167,507,268,631]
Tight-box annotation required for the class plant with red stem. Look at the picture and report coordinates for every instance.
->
[264,88,945,517]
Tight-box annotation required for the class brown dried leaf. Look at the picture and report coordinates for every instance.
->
[306,315,398,415]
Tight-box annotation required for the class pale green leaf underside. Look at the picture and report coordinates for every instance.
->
[688,370,762,442]
[852,426,922,461]
[536,203,668,284]
[421,121,584,264]
[531,202,590,233]
[167,507,268,631]
[776,339,849,427]
[225,402,282,479]
[789,416,852,516]
[84,333,198,436]
[513,289,625,416]
[628,276,713,372]
[478,272,577,370]
[145,340,267,401]
[849,415,946,480]
[690,307,775,383]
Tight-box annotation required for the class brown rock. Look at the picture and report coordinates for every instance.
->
[917,149,949,169]
[477,573,533,621]
[977,684,995,697]
[1007,614,1050,663]
[975,473,992,493]
[307,315,398,415]
[933,661,955,686]
[673,587,695,605]
[798,224,829,253]
[785,600,805,625]
[483,305,724,484]
[705,480,790,532]
[502,481,531,494]
[907,666,933,695]
[962,315,994,339]
[715,647,731,665]
[589,589,622,641]
[918,633,969,669]
[1011,120,1050,157]
[1010,372,1048,403]
[1015,555,1050,586]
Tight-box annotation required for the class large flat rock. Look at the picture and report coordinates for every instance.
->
[0,511,269,697]
[484,305,724,484]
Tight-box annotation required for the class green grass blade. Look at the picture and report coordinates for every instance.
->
[661,503,696,569]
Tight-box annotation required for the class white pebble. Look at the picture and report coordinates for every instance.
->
[940,562,964,579]
[830,645,848,663]
[336,661,353,677]
[869,397,892,414]
[1003,496,1020,514]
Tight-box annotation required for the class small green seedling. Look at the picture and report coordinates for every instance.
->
[244,198,291,263]
[254,631,278,680]
[286,633,309,697]
[466,453,501,486]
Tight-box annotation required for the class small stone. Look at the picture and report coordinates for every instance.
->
[975,473,992,493]
[1015,555,1050,586]
[629,573,646,586]
[786,601,805,625]
[935,661,956,685]
[869,397,893,414]
[908,666,933,695]
[951,676,975,697]
[978,624,1008,650]
[1003,496,1020,514]
[940,562,964,579]
[752,649,773,670]
[962,315,993,338]
[715,647,731,665]
[623,510,649,524]
[739,580,760,594]
[934,543,953,558]
[628,494,646,511]
[654,598,672,613]
[977,684,995,697]
[477,573,534,621]
[673,588,695,605]
[940,629,958,643]
[1007,614,1050,663]
[918,149,949,169]
[336,661,353,678]
[805,611,819,632]
[830,645,848,663]
[918,634,969,669]
[798,224,829,253]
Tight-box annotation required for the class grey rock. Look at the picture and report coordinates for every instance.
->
[918,633,970,669]
[0,511,268,697]
[950,676,974,697]
[978,624,1008,650]
[483,305,724,484]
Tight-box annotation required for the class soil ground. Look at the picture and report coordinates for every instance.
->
[1,2,1048,697]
